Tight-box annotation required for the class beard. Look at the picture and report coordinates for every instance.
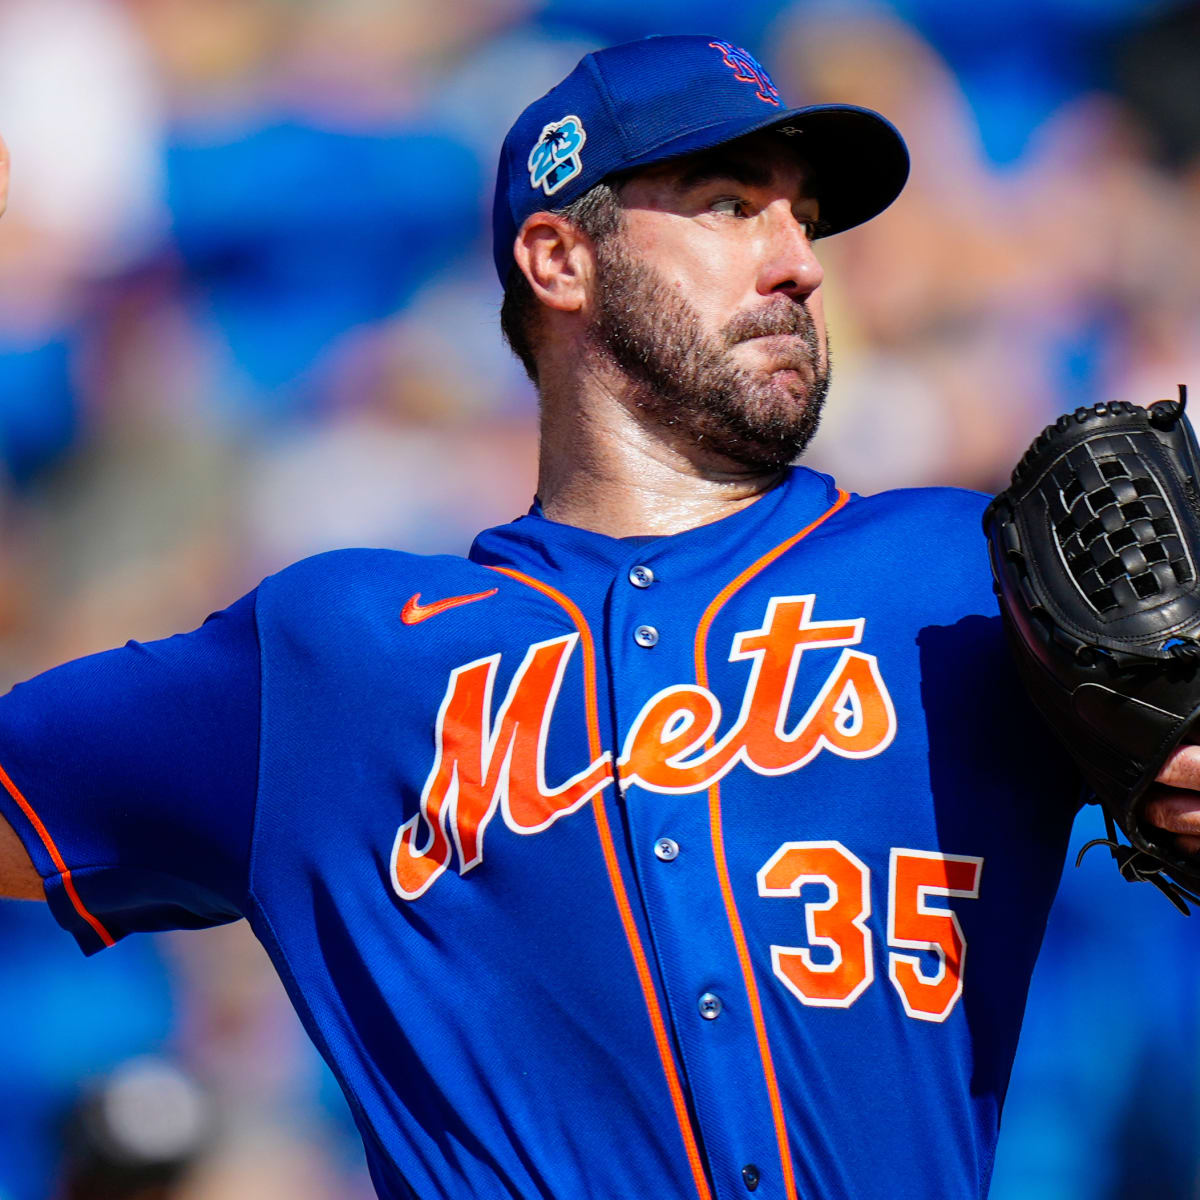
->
[588,238,830,470]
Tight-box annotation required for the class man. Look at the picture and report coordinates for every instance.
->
[0,34,1199,1200]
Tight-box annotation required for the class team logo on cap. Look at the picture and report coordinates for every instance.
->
[709,40,781,107]
[528,115,587,196]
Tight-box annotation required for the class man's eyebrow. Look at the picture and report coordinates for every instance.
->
[672,155,774,192]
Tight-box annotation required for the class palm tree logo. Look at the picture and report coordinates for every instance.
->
[528,115,588,196]
[543,126,569,154]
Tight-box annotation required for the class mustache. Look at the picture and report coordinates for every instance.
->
[722,302,815,347]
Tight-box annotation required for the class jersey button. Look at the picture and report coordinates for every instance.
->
[633,624,659,648]
[628,564,655,588]
[654,838,679,861]
[698,992,723,1020]
[742,1164,761,1192]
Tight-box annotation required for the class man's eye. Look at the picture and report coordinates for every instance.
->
[710,198,748,216]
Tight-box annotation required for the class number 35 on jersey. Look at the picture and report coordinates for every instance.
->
[759,842,983,1023]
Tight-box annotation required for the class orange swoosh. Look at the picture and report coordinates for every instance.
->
[401,587,498,625]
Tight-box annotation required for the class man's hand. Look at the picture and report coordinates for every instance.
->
[1147,746,1200,855]
[0,135,8,219]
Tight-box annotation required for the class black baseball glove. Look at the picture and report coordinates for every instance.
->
[983,386,1200,912]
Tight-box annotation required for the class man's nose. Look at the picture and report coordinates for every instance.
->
[757,205,823,300]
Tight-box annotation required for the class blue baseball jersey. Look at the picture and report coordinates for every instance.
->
[0,465,1077,1199]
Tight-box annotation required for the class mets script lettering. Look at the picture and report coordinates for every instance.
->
[390,595,896,899]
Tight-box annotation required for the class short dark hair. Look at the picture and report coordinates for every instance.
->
[499,181,625,384]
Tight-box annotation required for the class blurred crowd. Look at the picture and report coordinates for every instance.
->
[0,0,1197,1196]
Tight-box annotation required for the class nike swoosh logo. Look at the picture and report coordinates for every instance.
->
[401,588,498,625]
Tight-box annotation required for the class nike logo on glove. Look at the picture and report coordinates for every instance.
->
[401,588,498,625]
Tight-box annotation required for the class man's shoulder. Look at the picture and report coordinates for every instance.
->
[264,544,502,582]
[842,482,992,530]
[256,546,502,623]
[802,481,998,610]
[825,482,995,563]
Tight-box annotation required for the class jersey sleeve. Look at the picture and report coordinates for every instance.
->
[0,591,262,954]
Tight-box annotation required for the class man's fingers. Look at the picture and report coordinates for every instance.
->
[1142,790,1200,839]
[1155,742,1200,789]
[1148,745,1200,854]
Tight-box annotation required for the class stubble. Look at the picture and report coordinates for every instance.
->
[589,240,831,470]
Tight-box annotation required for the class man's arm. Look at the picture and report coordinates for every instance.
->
[0,142,34,899]
[0,811,43,899]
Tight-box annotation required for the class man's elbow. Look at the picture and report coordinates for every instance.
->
[0,814,44,900]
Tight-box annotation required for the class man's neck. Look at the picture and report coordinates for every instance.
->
[534,364,786,539]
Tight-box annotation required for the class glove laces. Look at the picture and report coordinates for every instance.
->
[1077,808,1200,915]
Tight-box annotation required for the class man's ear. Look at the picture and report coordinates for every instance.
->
[513,213,594,313]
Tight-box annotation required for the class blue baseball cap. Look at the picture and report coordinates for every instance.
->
[492,34,910,284]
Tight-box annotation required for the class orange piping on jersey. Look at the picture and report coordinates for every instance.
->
[0,758,116,948]
[489,565,714,1200]
[693,488,850,1200]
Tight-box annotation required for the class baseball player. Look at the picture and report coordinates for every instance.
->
[0,34,1198,1200]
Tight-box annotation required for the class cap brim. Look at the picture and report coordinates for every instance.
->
[619,103,909,237]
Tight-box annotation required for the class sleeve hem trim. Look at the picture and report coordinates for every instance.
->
[0,756,116,948]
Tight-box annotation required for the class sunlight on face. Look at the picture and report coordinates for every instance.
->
[587,132,830,469]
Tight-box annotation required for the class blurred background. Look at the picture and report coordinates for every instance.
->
[0,0,1196,1196]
